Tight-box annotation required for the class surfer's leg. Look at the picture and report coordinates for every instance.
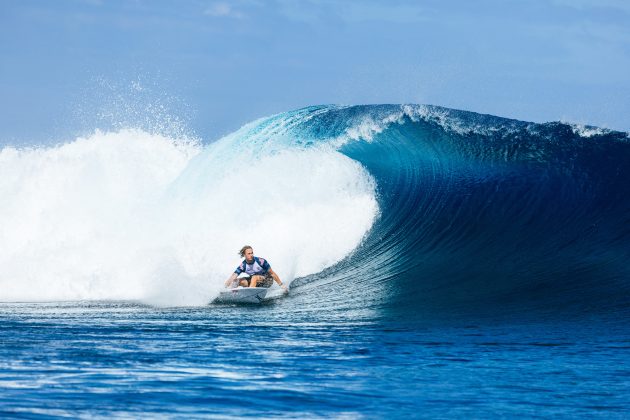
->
[239,279,248,287]
[249,275,263,287]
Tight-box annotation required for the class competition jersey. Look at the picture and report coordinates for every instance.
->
[234,256,271,276]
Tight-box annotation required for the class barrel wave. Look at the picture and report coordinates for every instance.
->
[1,104,629,316]
[278,105,630,317]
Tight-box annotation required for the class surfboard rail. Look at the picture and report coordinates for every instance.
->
[215,287,270,304]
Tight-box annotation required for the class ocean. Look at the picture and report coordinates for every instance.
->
[1,105,629,418]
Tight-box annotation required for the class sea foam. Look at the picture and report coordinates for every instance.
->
[0,128,378,305]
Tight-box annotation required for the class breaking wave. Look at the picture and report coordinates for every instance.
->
[2,104,629,314]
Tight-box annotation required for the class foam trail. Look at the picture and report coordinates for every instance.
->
[0,127,378,305]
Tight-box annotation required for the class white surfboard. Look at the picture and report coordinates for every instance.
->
[215,287,270,304]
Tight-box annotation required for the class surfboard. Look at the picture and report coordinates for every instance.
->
[215,287,270,304]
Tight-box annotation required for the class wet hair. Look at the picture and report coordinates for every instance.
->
[238,245,253,258]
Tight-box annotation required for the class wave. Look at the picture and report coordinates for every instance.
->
[1,104,629,314]
[289,105,630,315]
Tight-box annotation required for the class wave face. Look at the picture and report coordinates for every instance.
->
[280,105,630,316]
[1,104,629,314]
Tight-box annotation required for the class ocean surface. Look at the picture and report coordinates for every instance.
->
[1,105,629,418]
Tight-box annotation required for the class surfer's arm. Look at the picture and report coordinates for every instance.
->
[268,268,287,291]
[224,272,238,287]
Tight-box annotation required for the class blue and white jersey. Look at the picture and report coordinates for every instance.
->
[234,256,271,276]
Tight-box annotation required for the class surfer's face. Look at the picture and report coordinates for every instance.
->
[244,248,254,262]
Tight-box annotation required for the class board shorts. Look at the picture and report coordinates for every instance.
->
[245,273,273,288]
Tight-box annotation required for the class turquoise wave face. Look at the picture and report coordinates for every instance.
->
[270,105,630,316]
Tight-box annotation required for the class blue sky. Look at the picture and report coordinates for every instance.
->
[1,0,629,144]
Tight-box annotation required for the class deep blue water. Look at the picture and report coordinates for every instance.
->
[2,302,629,418]
[1,104,629,417]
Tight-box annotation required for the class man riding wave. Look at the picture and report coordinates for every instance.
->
[224,245,287,291]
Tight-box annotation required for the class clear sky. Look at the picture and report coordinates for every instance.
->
[1,0,629,144]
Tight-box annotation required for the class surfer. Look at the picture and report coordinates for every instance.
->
[224,245,287,291]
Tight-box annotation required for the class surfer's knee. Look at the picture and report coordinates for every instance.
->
[250,275,261,287]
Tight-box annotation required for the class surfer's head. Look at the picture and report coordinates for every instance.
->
[239,245,254,262]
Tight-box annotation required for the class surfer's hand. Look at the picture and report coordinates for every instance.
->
[281,285,288,292]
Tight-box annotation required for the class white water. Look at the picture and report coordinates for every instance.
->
[0,128,378,305]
